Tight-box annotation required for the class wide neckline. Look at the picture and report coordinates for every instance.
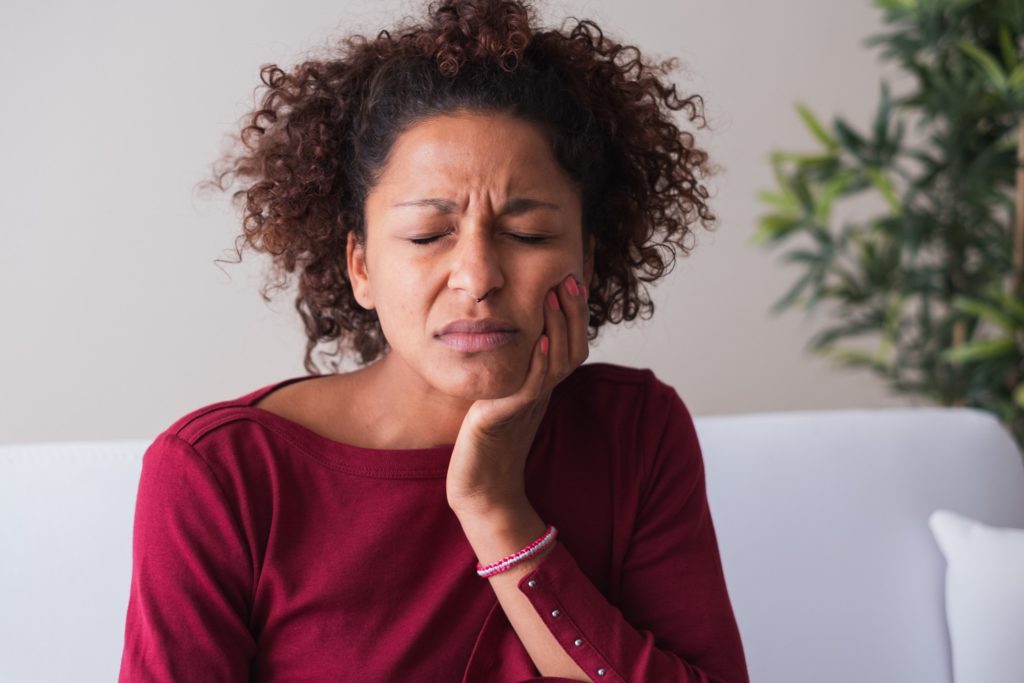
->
[235,370,578,478]
[239,374,458,478]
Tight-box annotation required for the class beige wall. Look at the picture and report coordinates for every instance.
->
[0,0,917,444]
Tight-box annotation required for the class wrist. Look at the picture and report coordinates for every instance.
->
[455,501,550,572]
[448,492,528,520]
[475,523,557,577]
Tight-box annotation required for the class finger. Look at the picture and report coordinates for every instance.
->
[544,286,570,389]
[557,273,590,370]
[518,329,550,403]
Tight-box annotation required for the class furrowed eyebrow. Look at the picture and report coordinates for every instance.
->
[392,197,560,215]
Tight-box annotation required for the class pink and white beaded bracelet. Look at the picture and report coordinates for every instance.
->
[476,524,558,578]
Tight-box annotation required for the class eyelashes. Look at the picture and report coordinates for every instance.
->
[408,233,550,246]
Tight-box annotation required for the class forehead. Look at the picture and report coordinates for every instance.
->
[375,112,564,190]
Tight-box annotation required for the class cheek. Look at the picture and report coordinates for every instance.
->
[530,254,578,296]
[521,269,565,328]
[371,276,424,338]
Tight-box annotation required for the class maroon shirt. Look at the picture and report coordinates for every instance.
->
[119,362,749,682]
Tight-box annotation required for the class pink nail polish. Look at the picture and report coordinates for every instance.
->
[547,290,560,310]
[566,276,578,297]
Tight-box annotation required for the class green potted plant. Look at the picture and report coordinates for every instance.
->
[754,0,1024,448]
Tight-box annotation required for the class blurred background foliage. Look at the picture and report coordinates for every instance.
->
[754,0,1024,449]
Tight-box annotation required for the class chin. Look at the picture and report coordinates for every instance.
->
[437,358,526,400]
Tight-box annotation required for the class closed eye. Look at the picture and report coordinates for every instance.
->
[507,234,550,245]
[408,233,550,246]
[409,235,446,245]
[408,227,454,246]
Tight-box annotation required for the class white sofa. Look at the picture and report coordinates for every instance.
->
[2,405,1022,682]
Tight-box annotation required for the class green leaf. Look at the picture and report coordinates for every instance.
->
[1008,65,1024,94]
[951,295,1018,332]
[769,152,794,195]
[991,398,1017,424]
[791,172,815,216]
[998,23,1019,71]
[782,249,822,265]
[873,81,893,151]
[752,215,804,247]
[834,118,868,162]
[883,294,904,339]
[943,0,987,13]
[940,337,1016,364]
[807,315,884,351]
[829,269,871,303]
[957,39,1008,91]
[757,189,798,211]
[864,167,902,214]
[814,170,856,222]
[770,268,818,314]
[802,261,832,312]
[981,285,1024,326]
[1013,383,1024,410]
[871,0,916,15]
[819,347,890,373]
[888,119,906,156]
[796,104,838,150]
[788,153,840,166]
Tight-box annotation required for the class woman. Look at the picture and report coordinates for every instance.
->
[119,1,749,681]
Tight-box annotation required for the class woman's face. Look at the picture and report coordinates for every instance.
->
[348,110,594,401]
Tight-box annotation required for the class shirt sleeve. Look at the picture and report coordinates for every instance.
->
[516,382,750,683]
[119,432,256,682]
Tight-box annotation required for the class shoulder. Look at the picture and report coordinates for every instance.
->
[133,379,309,511]
[564,363,704,489]
[558,362,682,410]
[553,362,690,439]
[152,378,300,452]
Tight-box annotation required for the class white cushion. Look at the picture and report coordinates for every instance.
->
[929,509,1024,683]
[0,440,148,683]
[700,406,1024,683]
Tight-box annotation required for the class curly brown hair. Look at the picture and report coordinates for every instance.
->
[200,0,719,375]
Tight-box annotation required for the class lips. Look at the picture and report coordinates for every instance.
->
[436,318,518,336]
[435,318,519,353]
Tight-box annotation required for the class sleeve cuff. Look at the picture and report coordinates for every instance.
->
[517,542,622,682]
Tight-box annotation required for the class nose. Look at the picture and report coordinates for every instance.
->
[447,225,505,302]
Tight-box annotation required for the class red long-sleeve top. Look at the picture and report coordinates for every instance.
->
[119,362,749,682]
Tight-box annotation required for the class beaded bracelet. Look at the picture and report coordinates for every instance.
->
[476,524,558,578]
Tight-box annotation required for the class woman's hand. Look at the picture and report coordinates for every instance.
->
[445,272,590,518]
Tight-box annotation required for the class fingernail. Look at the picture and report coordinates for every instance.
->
[565,276,579,297]
[574,275,587,299]
[547,290,560,310]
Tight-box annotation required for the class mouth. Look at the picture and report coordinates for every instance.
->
[437,318,518,335]
[435,330,519,352]
[434,317,521,353]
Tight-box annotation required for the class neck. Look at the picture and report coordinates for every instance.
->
[359,350,475,449]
